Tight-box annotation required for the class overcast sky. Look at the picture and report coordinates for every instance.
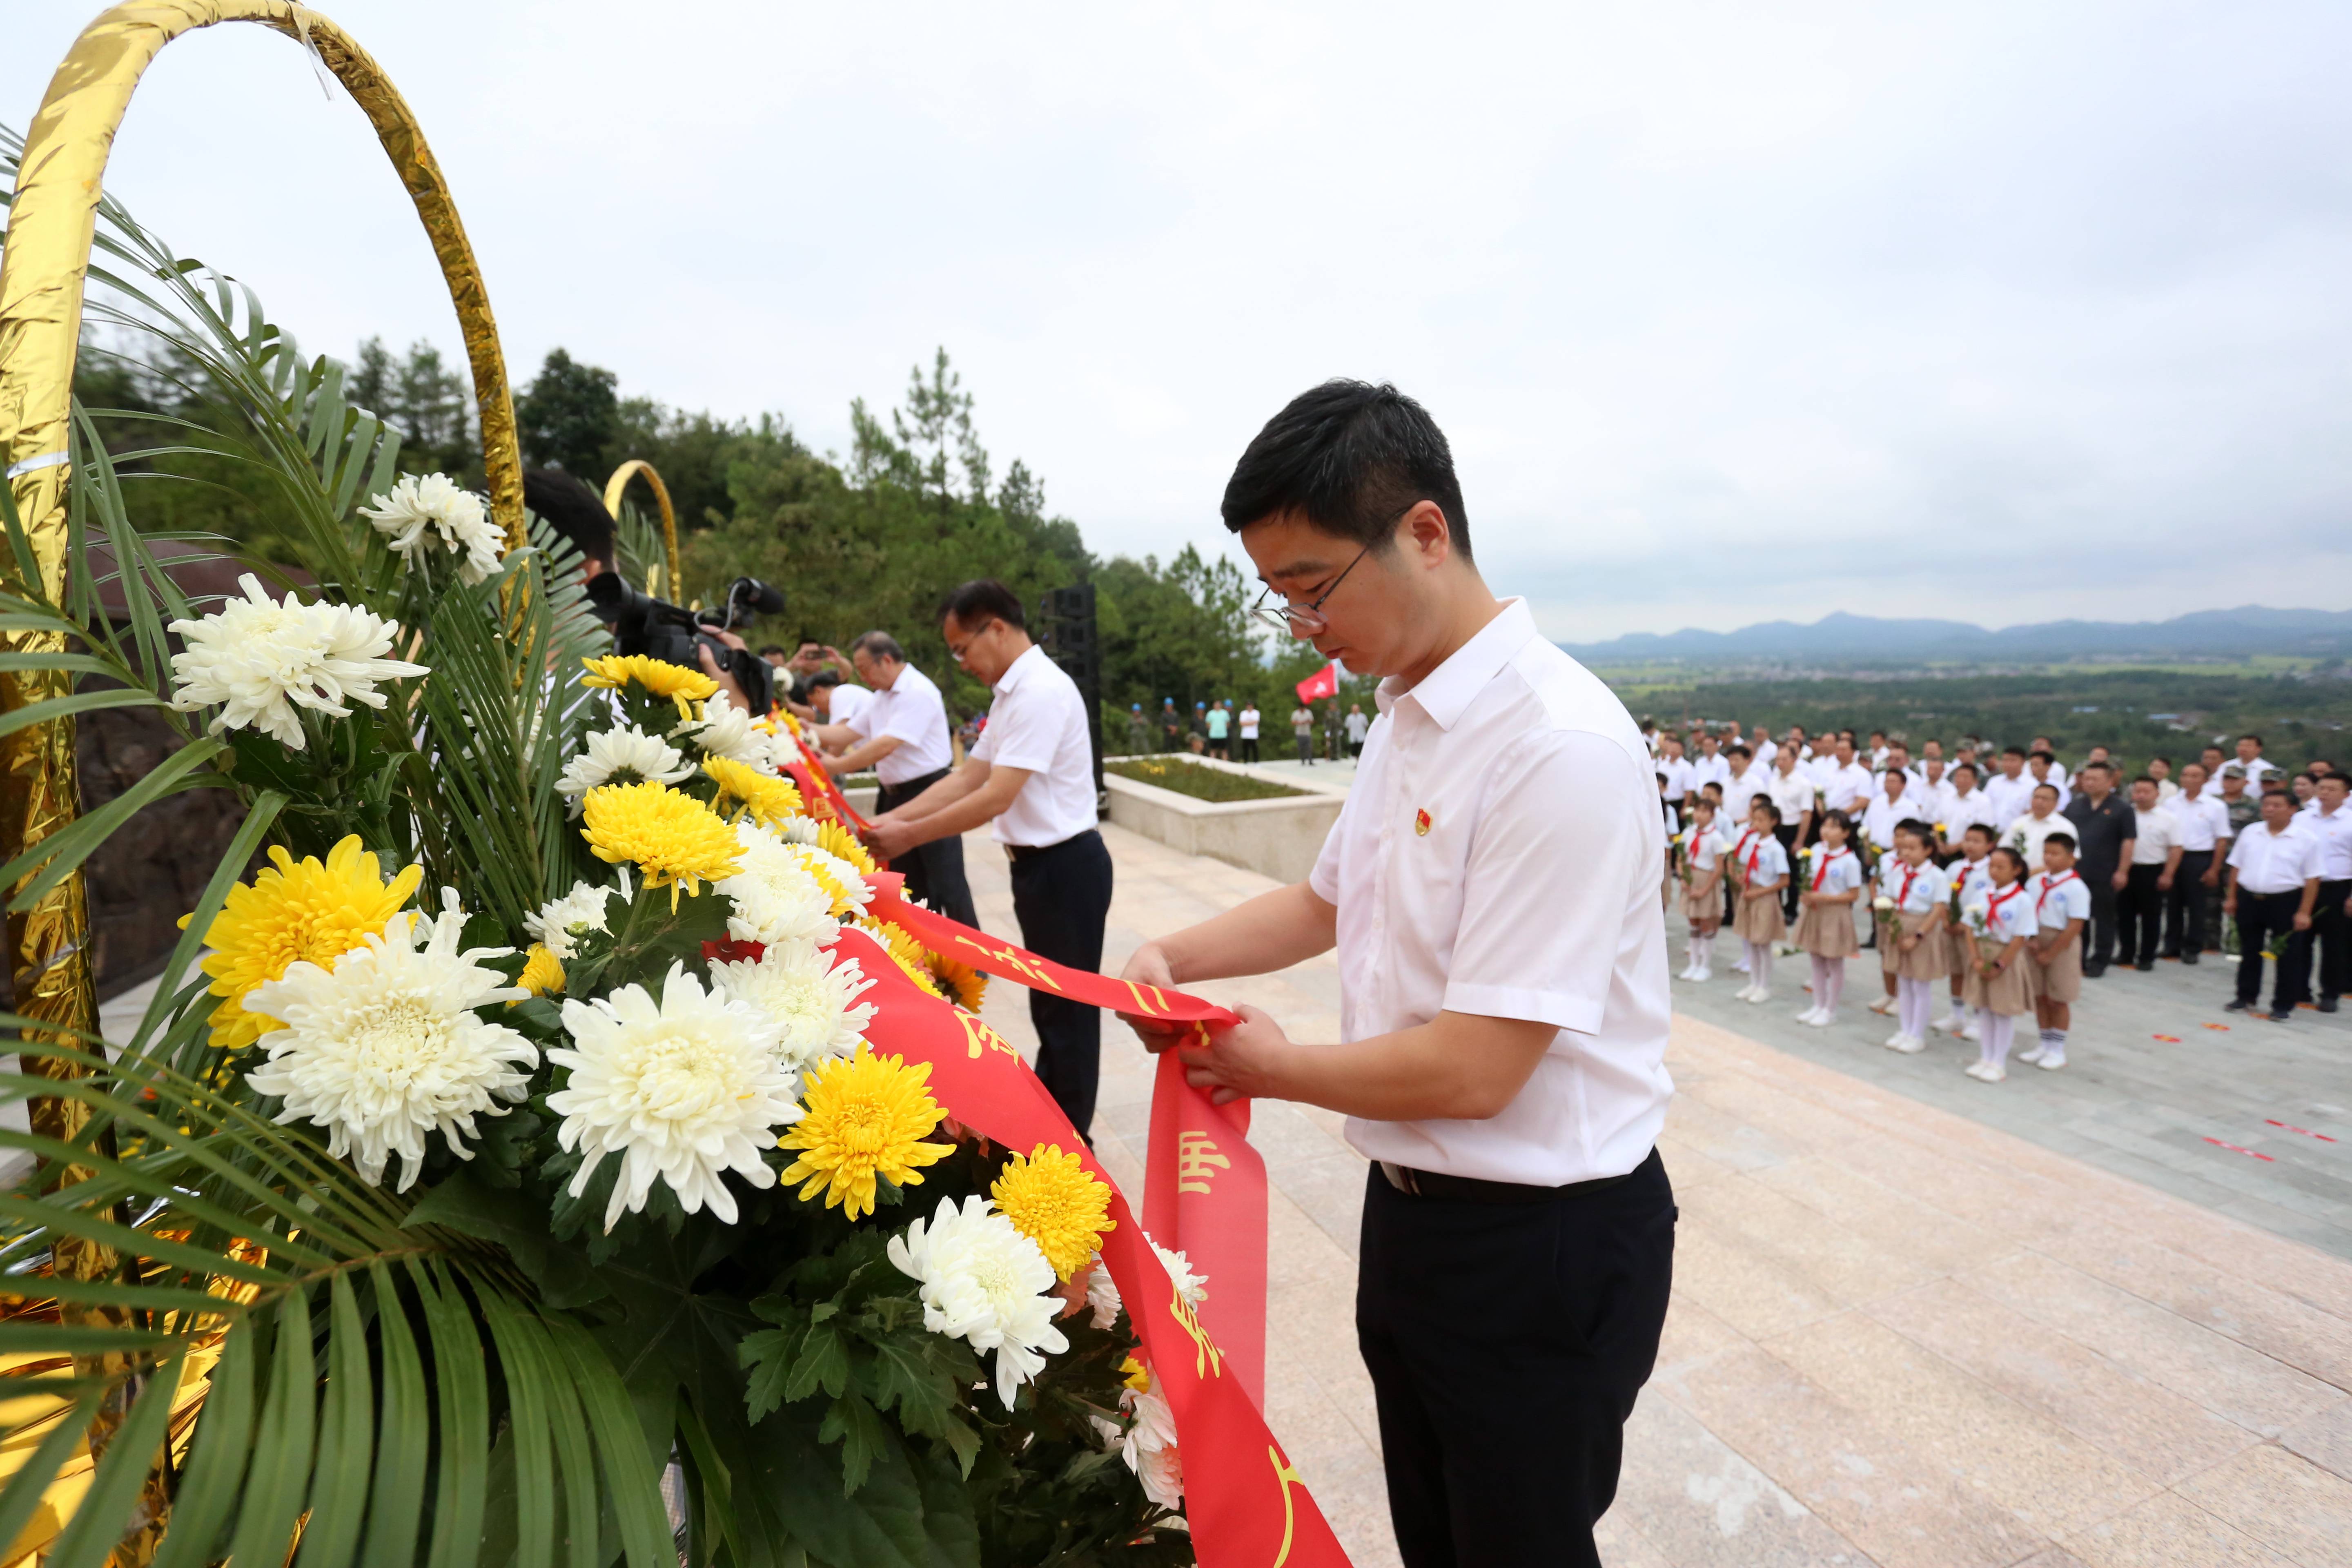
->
[7,1,2350,641]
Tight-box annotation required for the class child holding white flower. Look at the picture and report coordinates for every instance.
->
[1793,809,1863,1026]
[1936,822,1996,1039]
[1877,822,1951,1054]
[1962,845,2040,1081]
[1731,797,1790,1002]
[2023,833,2091,1070]
[1678,796,1728,982]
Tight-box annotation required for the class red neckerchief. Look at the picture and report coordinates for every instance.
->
[1953,856,1985,895]
[1745,837,1766,879]
[1812,846,1848,890]
[1987,881,2025,929]
[2035,869,2077,916]
[1730,826,1756,864]
[1896,863,1920,908]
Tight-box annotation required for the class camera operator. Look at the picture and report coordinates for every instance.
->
[814,632,978,929]
[524,468,774,713]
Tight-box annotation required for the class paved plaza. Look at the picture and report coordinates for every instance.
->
[962,822,2352,1568]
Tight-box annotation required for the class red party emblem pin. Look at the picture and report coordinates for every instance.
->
[1414,808,1432,837]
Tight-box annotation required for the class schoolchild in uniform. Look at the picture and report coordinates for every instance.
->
[1878,821,1951,1053]
[1936,823,1997,1039]
[1794,809,1864,1027]
[1732,797,1791,1003]
[2024,831,2091,1071]
[1962,845,2039,1082]
[1722,805,1761,976]
[1678,796,1728,981]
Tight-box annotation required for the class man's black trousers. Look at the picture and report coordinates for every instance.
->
[1007,829,1114,1137]
[2316,879,2352,1000]
[2082,868,2120,968]
[2163,851,2213,957]
[2234,889,2313,1009]
[874,768,978,931]
[2116,864,2165,964]
[1774,824,1802,922]
[1357,1149,1676,1568]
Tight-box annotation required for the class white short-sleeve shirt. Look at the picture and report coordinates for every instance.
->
[825,682,873,729]
[2229,820,2320,893]
[2165,791,2229,853]
[1947,855,1991,908]
[2029,869,2093,930]
[1307,599,1672,1186]
[2130,808,2181,866]
[850,664,953,786]
[970,644,1097,846]
[1735,834,1789,886]
[1880,857,1950,914]
[1688,753,1731,792]
[1967,882,2038,944]
[1804,845,1864,898]
[1767,766,1816,828]
[1238,706,1260,739]
[1823,761,1876,812]
[1722,765,1768,822]
[2302,803,2352,881]
[1683,822,1726,871]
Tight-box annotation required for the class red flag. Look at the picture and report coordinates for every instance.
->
[846,881,1351,1566]
[1294,662,1339,703]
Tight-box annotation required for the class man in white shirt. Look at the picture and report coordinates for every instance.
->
[1821,736,1875,815]
[1238,701,1263,764]
[818,630,976,929]
[2161,761,2231,963]
[2234,733,2279,788]
[2118,775,2183,970]
[1722,743,1767,824]
[2026,751,2072,811]
[1655,736,1693,827]
[1118,381,1673,1566]
[1766,747,1817,923]
[2302,772,2352,1011]
[1940,762,1999,848]
[2028,737,2073,793]
[805,669,871,730]
[866,580,1109,1130]
[1688,731,1730,793]
[2224,788,2322,1021]
[2007,784,2070,866]
[1750,728,1778,771]
[1866,730,1891,768]
[1983,746,2033,824]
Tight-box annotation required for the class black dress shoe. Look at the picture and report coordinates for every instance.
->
[2136,960,2156,972]
[2225,998,2252,1011]
[2322,995,2341,1014]
[2181,953,2200,965]
[2085,961,2109,978]
[2270,1007,2295,1022]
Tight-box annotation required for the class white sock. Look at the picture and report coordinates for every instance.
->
[1985,1013,2014,1068]
[1898,978,1931,1038]
[1752,945,1774,991]
[2047,1029,2067,1056]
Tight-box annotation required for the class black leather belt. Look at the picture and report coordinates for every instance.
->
[1005,828,1101,864]
[1378,1160,1639,1205]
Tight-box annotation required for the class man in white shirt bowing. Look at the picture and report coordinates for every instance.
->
[1117,381,1673,1568]
[863,581,1111,1134]
[816,631,978,930]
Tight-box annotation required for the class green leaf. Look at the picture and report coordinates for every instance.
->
[294,1271,376,1568]
[146,1314,258,1568]
[39,1352,187,1568]
[784,1322,849,1405]
[866,1332,967,1441]
[820,1392,891,1497]
[739,1325,801,1424]
[419,1260,492,1568]
[358,1263,431,1568]
[0,685,163,742]
[403,1169,608,1308]
[0,737,226,913]
[220,1291,316,1568]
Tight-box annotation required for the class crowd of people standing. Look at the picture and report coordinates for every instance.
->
[1651,720,2352,1081]
[1119,695,1372,764]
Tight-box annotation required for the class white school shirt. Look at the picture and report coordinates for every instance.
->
[1238,706,1260,740]
[2228,819,2319,893]
[1767,766,1817,829]
[1687,753,1731,792]
[1722,765,1768,822]
[1683,822,1726,871]
[2164,790,2229,853]
[969,644,1097,846]
[1309,598,1672,1186]
[1735,834,1789,887]
[849,664,953,786]
[1804,845,1864,899]
[2299,802,2352,881]
[1967,881,2039,945]
[1823,761,1876,812]
[2006,812,2069,865]
[2029,869,2092,930]
[1879,857,1950,915]
[1947,855,1991,909]
[2129,808,2180,867]
[1861,792,1924,852]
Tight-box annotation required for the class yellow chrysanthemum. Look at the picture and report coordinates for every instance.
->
[1119,1354,1152,1394]
[812,819,877,877]
[582,782,742,901]
[703,756,804,828]
[928,951,988,1013]
[579,653,719,721]
[789,844,866,918]
[990,1144,1115,1280]
[189,834,423,1050]
[778,1046,951,1219]
[858,918,946,999]
[516,943,566,998]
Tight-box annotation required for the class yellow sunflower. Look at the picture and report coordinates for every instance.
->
[927,951,988,1013]
[811,819,877,877]
[990,1144,1115,1279]
[581,782,742,902]
[515,943,566,999]
[703,756,804,828]
[580,653,719,722]
[857,918,946,999]
[189,834,423,1050]
[778,1046,951,1219]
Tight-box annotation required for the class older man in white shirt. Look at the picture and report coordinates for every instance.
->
[2225,788,2322,1020]
[817,630,976,929]
[2162,761,2231,962]
[1120,380,1674,1568]
[1821,736,1875,816]
[2119,775,2184,970]
[2302,773,2352,1010]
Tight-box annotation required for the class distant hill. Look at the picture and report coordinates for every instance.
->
[1561,606,2352,664]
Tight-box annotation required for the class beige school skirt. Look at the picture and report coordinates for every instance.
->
[1944,921,1974,980]
[2035,933,2083,1003]
[1793,899,1859,958]
[1732,887,1786,943]
[1968,936,2038,1016]
[1682,870,1722,925]
[1882,911,1944,981]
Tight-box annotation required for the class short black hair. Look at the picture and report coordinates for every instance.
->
[2241,733,2264,747]
[523,467,614,566]
[1752,798,1784,824]
[1726,743,1751,759]
[1953,762,1978,779]
[1895,818,1930,840]
[1220,381,1471,561]
[758,644,787,658]
[2045,831,2078,853]
[1963,822,1996,841]
[938,579,1027,633]
[1820,808,1853,836]
[806,669,842,692]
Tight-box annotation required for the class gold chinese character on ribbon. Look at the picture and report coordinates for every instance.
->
[952,931,1065,991]
[1171,1285,1223,1380]
[955,1010,1021,1063]
[1176,1130,1229,1194]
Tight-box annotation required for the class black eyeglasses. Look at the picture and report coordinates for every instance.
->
[1247,543,1374,637]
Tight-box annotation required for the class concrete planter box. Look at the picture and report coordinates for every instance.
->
[1102,769,1345,885]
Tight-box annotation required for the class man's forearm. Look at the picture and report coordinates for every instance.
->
[1257,1011,1556,1123]
[2301,878,2320,920]
[891,766,1029,849]
[830,735,902,774]
[890,763,985,824]
[1156,882,1338,983]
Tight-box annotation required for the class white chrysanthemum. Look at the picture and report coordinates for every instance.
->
[1152,1238,1209,1310]
[675,690,791,770]
[1120,1379,1184,1509]
[244,889,535,1191]
[556,724,697,812]
[548,962,800,1229]
[886,1194,1069,1408]
[715,822,841,946]
[757,716,806,768]
[167,574,429,751]
[523,880,619,961]
[792,842,875,916]
[708,937,876,1077]
[359,471,505,584]
[1085,1259,1123,1330]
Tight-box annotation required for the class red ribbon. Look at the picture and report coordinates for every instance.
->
[783,756,871,833]
[854,880,1324,1559]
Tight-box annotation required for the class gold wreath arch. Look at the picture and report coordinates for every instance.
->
[0,0,524,1105]
[604,457,682,597]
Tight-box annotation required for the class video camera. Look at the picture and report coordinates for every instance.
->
[586,572,785,713]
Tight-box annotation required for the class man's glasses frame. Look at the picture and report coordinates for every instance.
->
[1246,539,1377,637]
